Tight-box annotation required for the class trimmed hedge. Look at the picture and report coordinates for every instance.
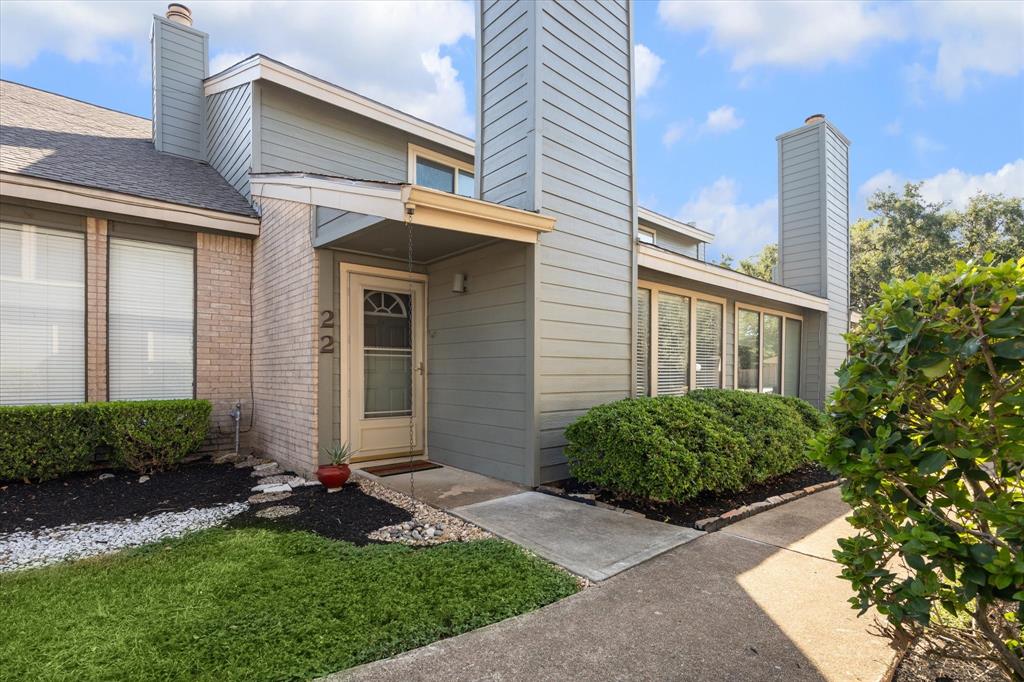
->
[0,400,211,482]
[565,390,825,503]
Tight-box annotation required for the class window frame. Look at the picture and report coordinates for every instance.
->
[733,303,803,396]
[636,280,727,396]
[106,234,197,401]
[637,226,656,245]
[407,143,475,197]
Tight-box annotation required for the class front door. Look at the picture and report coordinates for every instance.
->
[345,268,426,460]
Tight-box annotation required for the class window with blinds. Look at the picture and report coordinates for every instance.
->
[636,288,651,396]
[784,318,802,397]
[737,309,760,390]
[657,291,689,395]
[695,300,722,389]
[762,314,782,394]
[0,223,85,404]
[108,238,194,400]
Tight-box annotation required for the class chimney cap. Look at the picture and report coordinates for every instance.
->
[166,3,192,26]
[804,113,826,125]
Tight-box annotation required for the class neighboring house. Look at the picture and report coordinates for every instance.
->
[0,2,849,485]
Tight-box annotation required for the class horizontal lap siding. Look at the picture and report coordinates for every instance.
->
[153,18,206,159]
[205,83,252,198]
[480,0,532,210]
[426,242,530,484]
[257,84,411,181]
[535,0,634,483]
[779,126,822,296]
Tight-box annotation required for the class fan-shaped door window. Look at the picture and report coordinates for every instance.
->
[363,290,412,418]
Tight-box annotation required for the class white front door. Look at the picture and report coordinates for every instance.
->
[344,267,426,460]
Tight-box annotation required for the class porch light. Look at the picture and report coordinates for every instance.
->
[452,273,466,294]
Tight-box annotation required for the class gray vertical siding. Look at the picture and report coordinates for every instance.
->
[151,16,207,160]
[205,83,253,198]
[426,241,531,484]
[777,119,850,406]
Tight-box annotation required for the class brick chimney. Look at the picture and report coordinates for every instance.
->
[151,3,207,159]
[777,114,851,405]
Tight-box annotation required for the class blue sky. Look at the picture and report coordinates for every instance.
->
[2,1,1021,261]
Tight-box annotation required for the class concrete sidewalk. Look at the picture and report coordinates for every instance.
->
[327,489,899,682]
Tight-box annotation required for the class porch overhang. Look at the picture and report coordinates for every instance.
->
[250,173,555,255]
[638,243,830,312]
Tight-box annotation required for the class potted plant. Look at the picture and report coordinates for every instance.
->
[317,442,354,490]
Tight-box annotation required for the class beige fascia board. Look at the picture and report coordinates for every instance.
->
[0,173,259,236]
[205,56,475,156]
[250,174,407,220]
[638,243,829,311]
[403,185,555,244]
[637,206,715,243]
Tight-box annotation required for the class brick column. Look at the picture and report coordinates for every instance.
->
[196,232,254,452]
[85,217,108,401]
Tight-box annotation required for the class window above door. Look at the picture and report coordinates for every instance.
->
[408,144,475,198]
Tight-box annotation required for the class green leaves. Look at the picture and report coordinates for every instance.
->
[812,257,1024,671]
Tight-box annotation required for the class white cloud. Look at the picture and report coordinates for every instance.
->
[657,1,903,70]
[633,43,664,97]
[656,0,1024,98]
[911,133,945,156]
[702,105,744,134]
[884,120,902,136]
[675,177,778,259]
[0,0,476,134]
[662,120,690,148]
[858,159,1024,211]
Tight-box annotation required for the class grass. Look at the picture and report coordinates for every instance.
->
[0,529,579,681]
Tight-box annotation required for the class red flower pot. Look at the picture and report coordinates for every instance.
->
[316,464,351,489]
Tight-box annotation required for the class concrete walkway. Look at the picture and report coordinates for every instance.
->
[329,488,899,682]
[454,492,702,581]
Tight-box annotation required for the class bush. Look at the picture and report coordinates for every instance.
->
[688,389,823,482]
[811,256,1024,678]
[0,400,211,482]
[565,396,749,502]
[564,390,825,503]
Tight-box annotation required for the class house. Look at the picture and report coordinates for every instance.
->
[0,2,849,486]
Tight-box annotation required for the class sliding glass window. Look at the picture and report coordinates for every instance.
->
[636,288,651,396]
[695,300,723,389]
[736,309,760,391]
[736,306,802,396]
[657,292,690,395]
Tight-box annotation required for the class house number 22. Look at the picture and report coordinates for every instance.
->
[319,311,335,353]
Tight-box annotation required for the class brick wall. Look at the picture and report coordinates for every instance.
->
[250,198,319,476]
[85,217,107,401]
[196,232,253,453]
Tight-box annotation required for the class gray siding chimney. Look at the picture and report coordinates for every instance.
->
[478,0,637,483]
[151,6,208,159]
[777,114,850,406]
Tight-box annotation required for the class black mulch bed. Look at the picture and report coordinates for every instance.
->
[227,484,412,545]
[0,462,254,533]
[546,463,837,528]
[0,461,412,546]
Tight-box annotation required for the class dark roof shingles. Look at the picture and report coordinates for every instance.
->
[0,80,255,217]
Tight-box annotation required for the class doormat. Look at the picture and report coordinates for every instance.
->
[363,461,443,477]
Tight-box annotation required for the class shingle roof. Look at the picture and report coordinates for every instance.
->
[0,80,256,217]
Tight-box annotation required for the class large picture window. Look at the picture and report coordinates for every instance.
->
[735,305,802,396]
[635,282,725,396]
[108,238,194,400]
[0,222,85,404]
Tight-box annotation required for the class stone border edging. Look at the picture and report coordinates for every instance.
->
[694,480,841,532]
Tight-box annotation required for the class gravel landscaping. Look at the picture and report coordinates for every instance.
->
[1,456,492,572]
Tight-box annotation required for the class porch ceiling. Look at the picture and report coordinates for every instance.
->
[250,172,555,263]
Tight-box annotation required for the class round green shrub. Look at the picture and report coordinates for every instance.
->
[687,389,821,483]
[564,396,750,503]
[811,256,1023,678]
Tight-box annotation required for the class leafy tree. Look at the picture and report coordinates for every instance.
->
[714,243,777,282]
[812,256,1024,678]
[851,185,1024,311]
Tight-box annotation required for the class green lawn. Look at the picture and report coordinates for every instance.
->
[0,529,578,681]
